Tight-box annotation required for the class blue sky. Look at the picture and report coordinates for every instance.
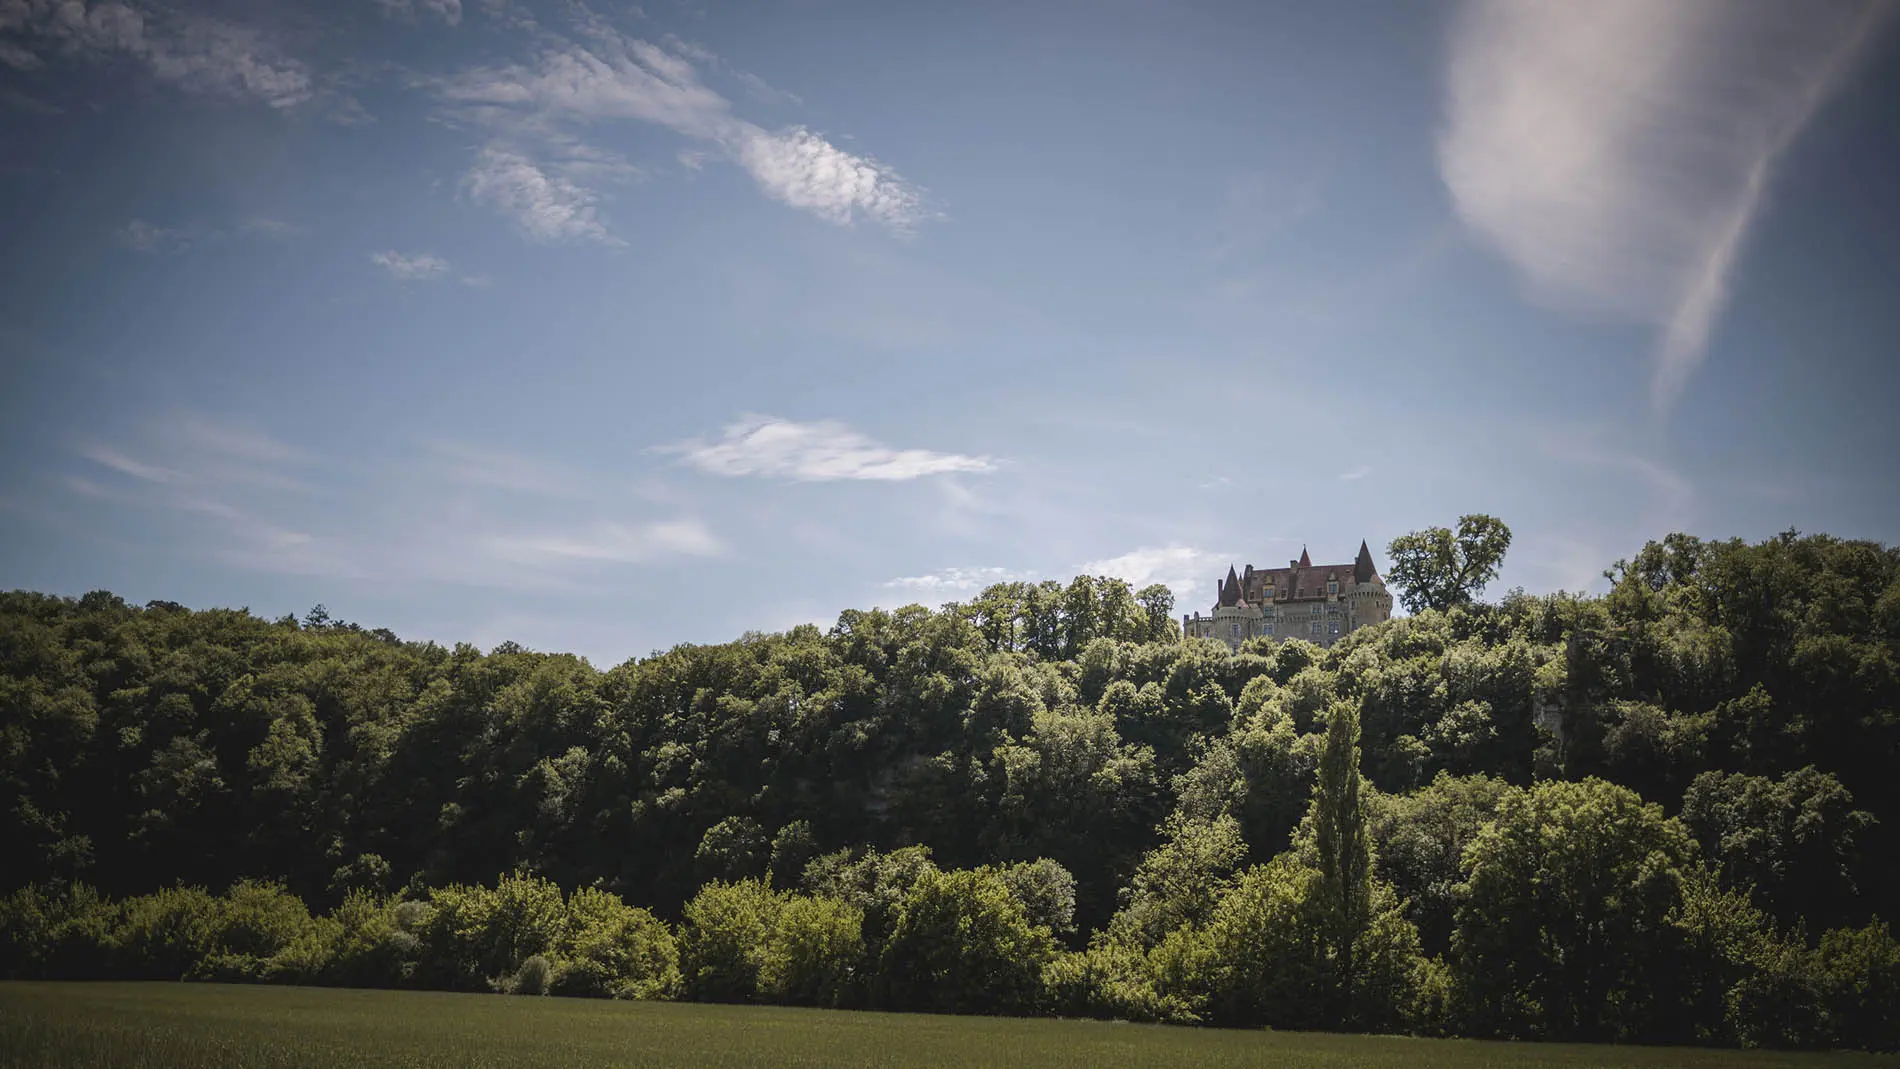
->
[3,0,1897,665]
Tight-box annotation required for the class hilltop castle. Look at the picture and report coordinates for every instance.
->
[1182,542,1393,649]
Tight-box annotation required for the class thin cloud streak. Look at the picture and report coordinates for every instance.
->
[1438,0,1891,411]
[884,566,1030,593]
[436,22,925,235]
[373,0,463,26]
[118,219,191,253]
[663,415,995,482]
[0,0,321,109]
[370,250,451,280]
[60,414,724,590]
[483,519,722,565]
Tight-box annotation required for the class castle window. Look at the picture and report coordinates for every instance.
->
[1330,622,1340,635]
[1310,621,1321,635]
[1264,623,1274,635]
[1232,622,1242,638]
[1327,581,1337,594]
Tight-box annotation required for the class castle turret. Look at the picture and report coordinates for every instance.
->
[1217,565,1242,607]
[1194,542,1390,650]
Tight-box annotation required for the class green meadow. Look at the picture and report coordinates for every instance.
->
[1,983,1892,1069]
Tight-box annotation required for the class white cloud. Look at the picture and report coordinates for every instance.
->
[167,415,311,467]
[884,566,1030,594]
[482,519,723,565]
[61,414,728,589]
[1,0,314,108]
[372,0,463,26]
[81,415,314,494]
[663,415,995,482]
[73,421,318,565]
[119,216,303,253]
[1438,0,1889,410]
[1081,544,1232,604]
[436,26,924,232]
[735,126,922,231]
[0,39,42,71]
[1337,465,1372,481]
[735,70,802,108]
[461,147,620,244]
[78,443,179,483]
[117,218,189,252]
[370,250,451,280]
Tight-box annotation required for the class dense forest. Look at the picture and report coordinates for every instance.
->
[2,523,1897,1050]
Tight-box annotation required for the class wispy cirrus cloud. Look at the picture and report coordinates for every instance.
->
[1337,465,1372,481]
[483,518,722,566]
[118,215,302,253]
[61,415,725,589]
[436,19,925,238]
[461,147,620,244]
[370,250,450,280]
[662,415,994,482]
[0,0,318,109]
[372,0,462,27]
[884,566,1030,594]
[71,415,318,563]
[1439,0,1891,411]
[117,219,193,253]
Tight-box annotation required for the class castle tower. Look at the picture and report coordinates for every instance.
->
[1182,540,1391,649]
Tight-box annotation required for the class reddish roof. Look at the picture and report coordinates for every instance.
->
[1211,544,1384,609]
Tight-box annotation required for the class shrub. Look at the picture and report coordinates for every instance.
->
[209,880,317,971]
[758,895,863,1008]
[0,884,119,980]
[116,887,224,980]
[1043,942,1194,1024]
[678,879,782,1002]
[552,888,678,1000]
[497,953,553,996]
[415,875,566,992]
[1153,855,1420,1032]
[1816,921,1900,1052]
[320,891,411,988]
[876,868,1056,1016]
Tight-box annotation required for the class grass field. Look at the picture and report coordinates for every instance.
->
[2,983,1894,1069]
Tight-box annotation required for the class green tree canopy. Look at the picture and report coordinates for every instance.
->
[1453,778,1694,1042]
[1386,515,1513,614]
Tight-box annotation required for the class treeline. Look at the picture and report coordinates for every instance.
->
[1,528,1898,1049]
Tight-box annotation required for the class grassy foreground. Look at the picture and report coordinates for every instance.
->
[1,983,1894,1069]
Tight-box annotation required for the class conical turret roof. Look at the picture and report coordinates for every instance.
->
[1218,564,1242,606]
[1355,540,1376,584]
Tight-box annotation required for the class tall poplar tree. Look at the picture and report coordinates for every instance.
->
[1308,699,1373,1026]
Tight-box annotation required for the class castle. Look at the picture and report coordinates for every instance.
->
[1182,542,1393,649]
